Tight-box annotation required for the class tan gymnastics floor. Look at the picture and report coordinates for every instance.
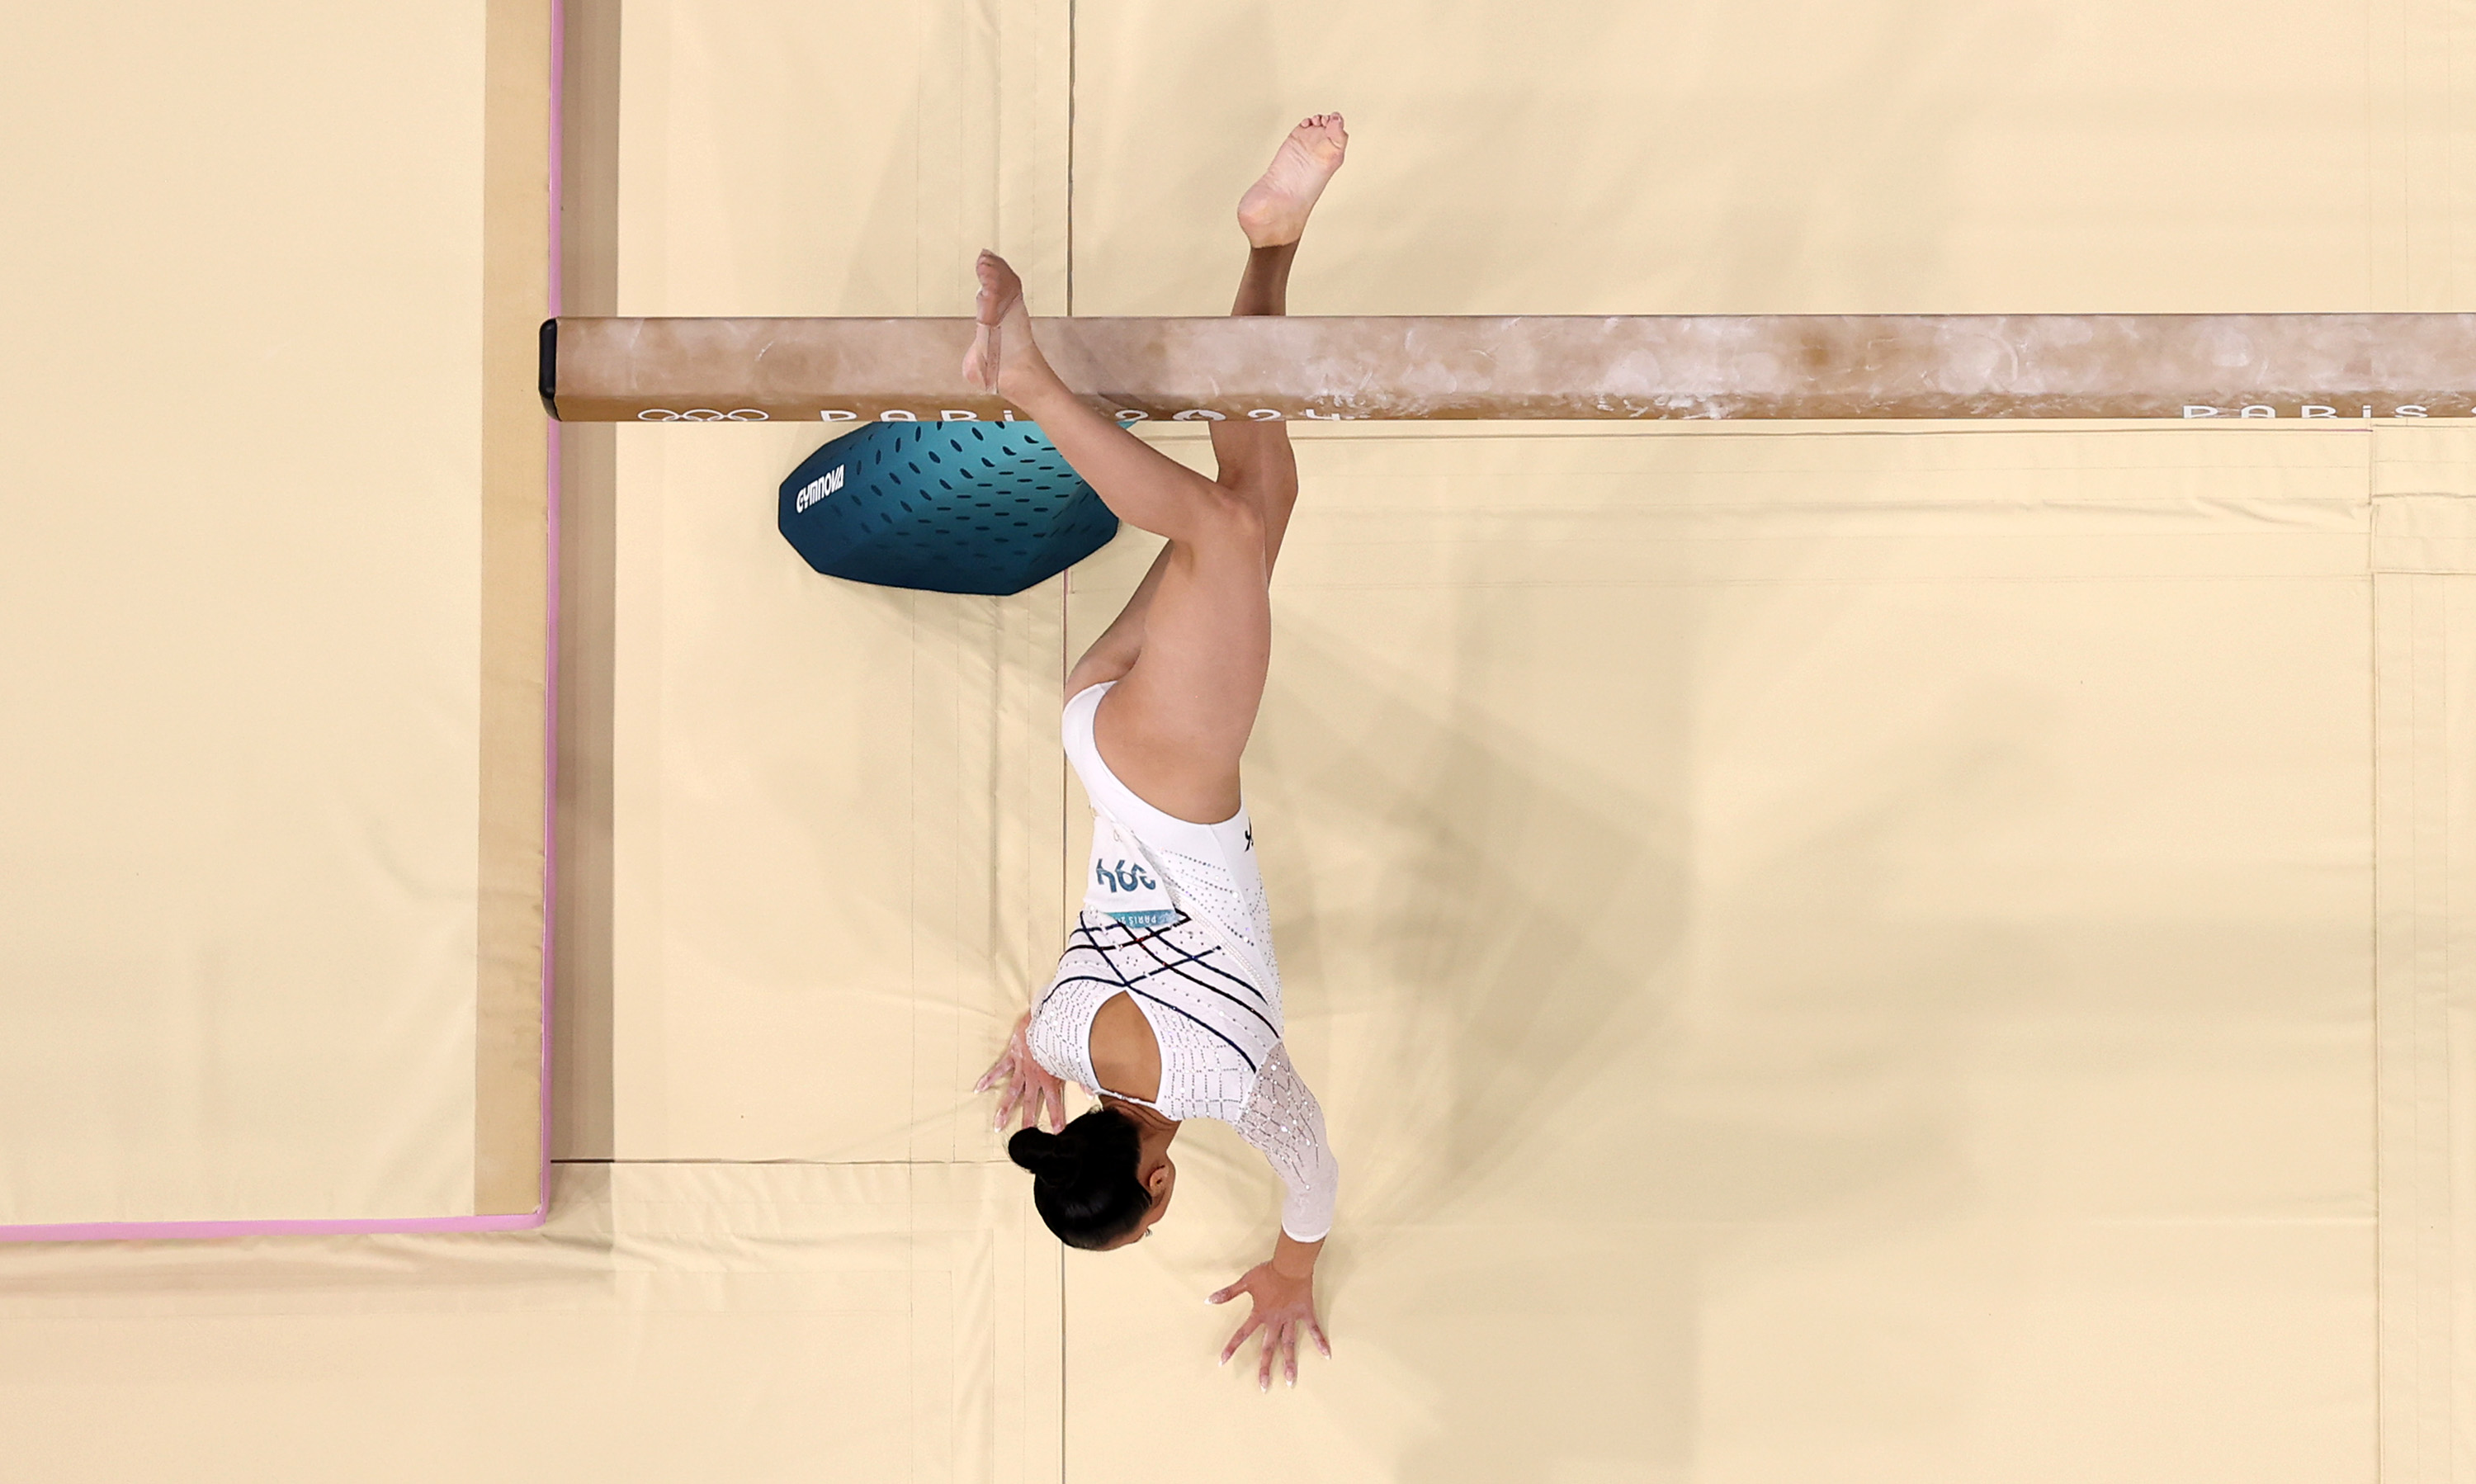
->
[7,2,2476,1481]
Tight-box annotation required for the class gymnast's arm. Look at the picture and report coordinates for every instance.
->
[1211,1044,1339,1387]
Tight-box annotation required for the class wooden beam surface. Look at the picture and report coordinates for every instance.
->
[541,314,2476,423]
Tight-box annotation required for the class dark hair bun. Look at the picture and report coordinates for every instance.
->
[1007,1125,1079,1181]
[1004,1107,1153,1250]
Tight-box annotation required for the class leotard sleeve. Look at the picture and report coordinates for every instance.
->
[1235,1043,1340,1242]
[1027,973,1108,1093]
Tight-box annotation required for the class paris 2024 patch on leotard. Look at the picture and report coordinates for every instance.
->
[1084,815,1178,930]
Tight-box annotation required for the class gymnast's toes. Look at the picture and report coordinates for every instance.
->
[974,249,1023,324]
[1237,112,1349,248]
[964,250,1032,393]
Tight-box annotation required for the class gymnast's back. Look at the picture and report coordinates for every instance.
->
[1025,682,1339,1242]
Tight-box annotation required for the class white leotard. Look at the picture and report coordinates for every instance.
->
[1027,683,1340,1242]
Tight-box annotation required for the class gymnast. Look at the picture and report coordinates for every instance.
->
[971,114,1349,1392]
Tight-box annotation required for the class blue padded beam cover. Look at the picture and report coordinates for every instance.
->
[777,421,1119,596]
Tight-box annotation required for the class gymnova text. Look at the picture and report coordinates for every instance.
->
[792,465,846,513]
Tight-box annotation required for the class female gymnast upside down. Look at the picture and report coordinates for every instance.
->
[971,114,1349,1392]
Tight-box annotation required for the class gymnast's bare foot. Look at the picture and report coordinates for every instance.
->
[1236,113,1348,249]
[963,249,1040,395]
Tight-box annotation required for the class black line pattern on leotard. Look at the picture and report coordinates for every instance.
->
[1117,931,1280,1035]
[1044,951,1257,1014]
[1069,928,1259,1074]
[1122,986,1256,1073]
[1073,913,1270,1009]
[1136,930,1269,1005]
[1035,913,1282,1122]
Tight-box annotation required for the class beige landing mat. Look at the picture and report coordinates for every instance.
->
[595,3,2476,1482]
[1070,0,2476,315]
[1053,5,2476,1474]
[605,1,1075,1169]
[1059,422,2429,1482]
[0,0,549,1228]
[0,1163,1060,1483]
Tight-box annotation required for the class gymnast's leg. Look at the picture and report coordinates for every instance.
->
[1019,116,1346,820]
[966,246,1269,823]
[1207,110,1349,569]
[1057,242,1308,703]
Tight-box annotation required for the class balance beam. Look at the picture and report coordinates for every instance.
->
[539,314,2476,423]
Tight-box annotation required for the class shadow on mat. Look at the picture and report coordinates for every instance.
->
[1231,592,2044,1468]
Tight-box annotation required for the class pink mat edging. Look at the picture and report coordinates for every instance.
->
[537,0,565,1223]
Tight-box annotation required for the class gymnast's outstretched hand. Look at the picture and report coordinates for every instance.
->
[976,1009,1067,1134]
[1210,1233,1330,1391]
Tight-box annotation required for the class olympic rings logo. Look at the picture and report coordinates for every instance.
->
[636,408,770,422]
[1133,408,1328,423]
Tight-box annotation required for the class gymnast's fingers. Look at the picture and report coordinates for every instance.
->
[992,1080,1023,1132]
[1282,1324,1301,1388]
[1256,1326,1278,1392]
[1206,1278,1245,1306]
[1220,1311,1264,1367]
[1310,1317,1331,1359]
